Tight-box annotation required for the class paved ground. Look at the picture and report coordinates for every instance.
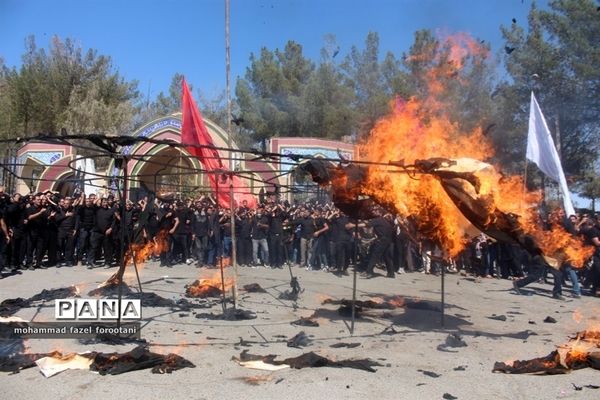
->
[1,262,599,400]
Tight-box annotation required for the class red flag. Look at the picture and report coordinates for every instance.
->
[180,78,256,208]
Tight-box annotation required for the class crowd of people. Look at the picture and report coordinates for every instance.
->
[0,186,599,299]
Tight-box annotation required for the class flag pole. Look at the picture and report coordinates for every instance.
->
[225,0,239,309]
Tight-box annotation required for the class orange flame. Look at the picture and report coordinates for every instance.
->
[358,33,593,265]
[186,270,233,298]
[125,229,170,269]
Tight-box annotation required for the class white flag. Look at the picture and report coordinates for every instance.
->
[526,91,575,216]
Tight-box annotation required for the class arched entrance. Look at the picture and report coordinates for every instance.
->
[132,145,204,200]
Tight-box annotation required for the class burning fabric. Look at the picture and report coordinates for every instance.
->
[90,345,195,375]
[493,330,600,375]
[88,274,133,297]
[0,345,195,376]
[186,272,233,298]
[89,276,195,309]
[299,34,593,267]
[233,350,382,373]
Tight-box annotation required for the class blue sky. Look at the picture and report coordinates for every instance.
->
[1,0,549,99]
[2,0,592,207]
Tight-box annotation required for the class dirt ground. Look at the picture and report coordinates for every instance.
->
[1,262,599,400]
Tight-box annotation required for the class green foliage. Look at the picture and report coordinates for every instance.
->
[0,36,139,138]
[340,32,392,139]
[497,0,599,177]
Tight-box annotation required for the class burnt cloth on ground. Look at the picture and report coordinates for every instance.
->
[235,349,382,372]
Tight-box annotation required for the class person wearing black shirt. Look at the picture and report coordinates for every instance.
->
[297,209,315,268]
[5,194,27,270]
[170,202,191,265]
[363,211,395,278]
[89,198,115,268]
[268,204,286,268]
[237,210,253,266]
[251,207,270,266]
[192,204,210,267]
[512,235,564,299]
[218,209,231,258]
[328,210,352,274]
[553,209,581,298]
[77,195,96,265]
[207,206,220,266]
[309,209,329,270]
[55,197,77,267]
[581,219,600,297]
[25,195,48,269]
[0,207,10,274]
[158,203,175,267]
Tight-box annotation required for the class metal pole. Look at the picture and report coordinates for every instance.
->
[216,176,227,312]
[225,0,239,309]
[230,179,238,309]
[116,156,128,332]
[350,195,359,335]
[441,257,445,327]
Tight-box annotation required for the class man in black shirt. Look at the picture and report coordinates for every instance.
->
[170,202,191,265]
[55,197,77,267]
[251,207,270,266]
[328,209,352,274]
[309,209,329,270]
[157,203,175,267]
[5,194,27,270]
[25,194,48,269]
[77,195,96,266]
[268,204,287,268]
[192,203,210,267]
[297,209,314,268]
[581,219,600,297]
[363,211,395,278]
[89,198,115,268]
[237,210,253,266]
[0,207,10,274]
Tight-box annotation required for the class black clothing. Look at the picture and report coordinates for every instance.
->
[298,217,315,239]
[367,217,394,238]
[251,215,269,240]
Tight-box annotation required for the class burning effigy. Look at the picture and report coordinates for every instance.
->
[300,34,593,268]
[493,330,600,375]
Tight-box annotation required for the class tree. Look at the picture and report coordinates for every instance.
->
[235,41,314,142]
[298,36,356,140]
[340,32,390,139]
[0,35,139,138]
[497,0,599,178]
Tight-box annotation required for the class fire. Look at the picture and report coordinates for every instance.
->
[125,229,170,269]
[357,33,593,265]
[186,271,233,298]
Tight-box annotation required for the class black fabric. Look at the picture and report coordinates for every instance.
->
[95,207,114,232]
[367,217,394,238]
[251,215,269,240]
[298,217,315,239]
[77,205,96,230]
